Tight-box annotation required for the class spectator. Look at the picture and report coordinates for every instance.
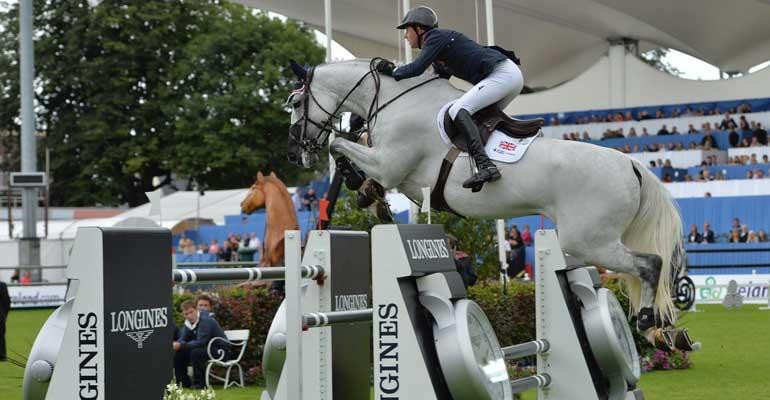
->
[755,169,765,179]
[700,132,716,149]
[582,131,591,141]
[728,228,741,243]
[447,234,477,287]
[302,188,318,211]
[719,113,737,130]
[763,155,769,164]
[702,223,715,243]
[687,224,702,243]
[0,280,9,361]
[641,127,650,136]
[20,272,31,285]
[754,123,768,145]
[670,126,679,135]
[521,224,532,246]
[740,138,751,148]
[758,230,768,243]
[739,224,750,242]
[628,127,637,137]
[739,115,750,131]
[291,188,303,211]
[196,294,215,319]
[687,124,697,134]
[196,244,207,254]
[506,226,526,279]
[728,129,740,147]
[173,300,230,389]
[247,233,262,252]
[208,239,220,255]
[747,231,759,244]
[657,125,670,136]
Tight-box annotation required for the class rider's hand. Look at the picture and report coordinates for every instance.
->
[375,59,396,76]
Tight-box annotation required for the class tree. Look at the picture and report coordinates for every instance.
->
[640,48,682,77]
[0,0,325,206]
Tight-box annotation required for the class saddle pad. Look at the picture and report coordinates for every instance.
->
[437,101,538,164]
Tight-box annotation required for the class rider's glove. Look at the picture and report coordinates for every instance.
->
[375,59,396,76]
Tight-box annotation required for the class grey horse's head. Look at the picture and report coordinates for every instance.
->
[286,60,340,168]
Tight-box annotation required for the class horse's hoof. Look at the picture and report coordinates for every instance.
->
[637,307,656,331]
[671,328,699,352]
[649,328,674,351]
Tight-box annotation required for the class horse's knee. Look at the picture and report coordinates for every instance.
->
[634,253,662,287]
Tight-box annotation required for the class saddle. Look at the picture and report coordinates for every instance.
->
[443,105,543,152]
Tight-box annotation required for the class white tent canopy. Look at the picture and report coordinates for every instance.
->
[233,0,770,89]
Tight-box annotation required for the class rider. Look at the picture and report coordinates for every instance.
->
[375,6,524,190]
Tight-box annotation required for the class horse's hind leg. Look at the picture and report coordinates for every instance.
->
[561,239,662,331]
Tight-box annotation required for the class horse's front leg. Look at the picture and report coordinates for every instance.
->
[330,138,406,189]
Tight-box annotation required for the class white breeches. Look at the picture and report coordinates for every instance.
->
[448,59,524,119]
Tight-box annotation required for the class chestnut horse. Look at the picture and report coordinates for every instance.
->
[240,172,299,267]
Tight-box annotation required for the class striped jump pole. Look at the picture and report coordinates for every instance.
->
[502,339,550,360]
[510,373,552,394]
[172,265,325,284]
[302,309,373,328]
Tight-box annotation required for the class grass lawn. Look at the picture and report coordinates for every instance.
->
[3,304,769,399]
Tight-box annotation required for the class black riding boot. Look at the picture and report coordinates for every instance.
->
[454,109,501,190]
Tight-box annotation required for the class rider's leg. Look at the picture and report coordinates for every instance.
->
[448,60,523,189]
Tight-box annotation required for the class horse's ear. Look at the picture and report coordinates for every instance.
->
[269,171,277,178]
[257,171,264,182]
[289,60,307,80]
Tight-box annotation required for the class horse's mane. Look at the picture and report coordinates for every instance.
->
[262,174,294,207]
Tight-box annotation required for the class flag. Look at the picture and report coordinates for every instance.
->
[145,189,162,216]
[421,187,431,212]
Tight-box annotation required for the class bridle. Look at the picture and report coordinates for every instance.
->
[288,59,439,165]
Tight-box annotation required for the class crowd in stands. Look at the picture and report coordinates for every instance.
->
[533,98,764,127]
[687,218,769,244]
[560,113,768,153]
[177,232,262,261]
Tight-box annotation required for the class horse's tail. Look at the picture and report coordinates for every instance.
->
[621,160,683,325]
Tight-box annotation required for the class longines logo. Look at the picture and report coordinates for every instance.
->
[110,307,168,349]
[335,294,368,311]
[405,239,450,260]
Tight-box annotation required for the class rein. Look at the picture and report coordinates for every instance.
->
[296,59,440,150]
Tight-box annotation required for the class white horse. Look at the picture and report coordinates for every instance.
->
[286,59,684,338]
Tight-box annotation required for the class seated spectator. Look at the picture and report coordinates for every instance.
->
[687,124,697,134]
[628,127,637,137]
[750,154,759,164]
[700,133,716,149]
[756,169,766,179]
[739,224,750,242]
[728,228,741,243]
[746,170,754,179]
[663,159,673,168]
[739,115,750,131]
[688,142,697,150]
[657,125,670,136]
[582,131,591,141]
[763,155,769,164]
[740,137,751,147]
[196,294,215,319]
[20,272,31,285]
[683,174,693,182]
[670,126,679,135]
[754,123,768,145]
[687,225,702,243]
[747,231,759,243]
[641,127,649,136]
[750,137,761,147]
[759,230,768,243]
[728,129,740,147]
[196,244,207,254]
[247,233,262,252]
[174,300,230,389]
[702,223,715,243]
[208,239,220,254]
